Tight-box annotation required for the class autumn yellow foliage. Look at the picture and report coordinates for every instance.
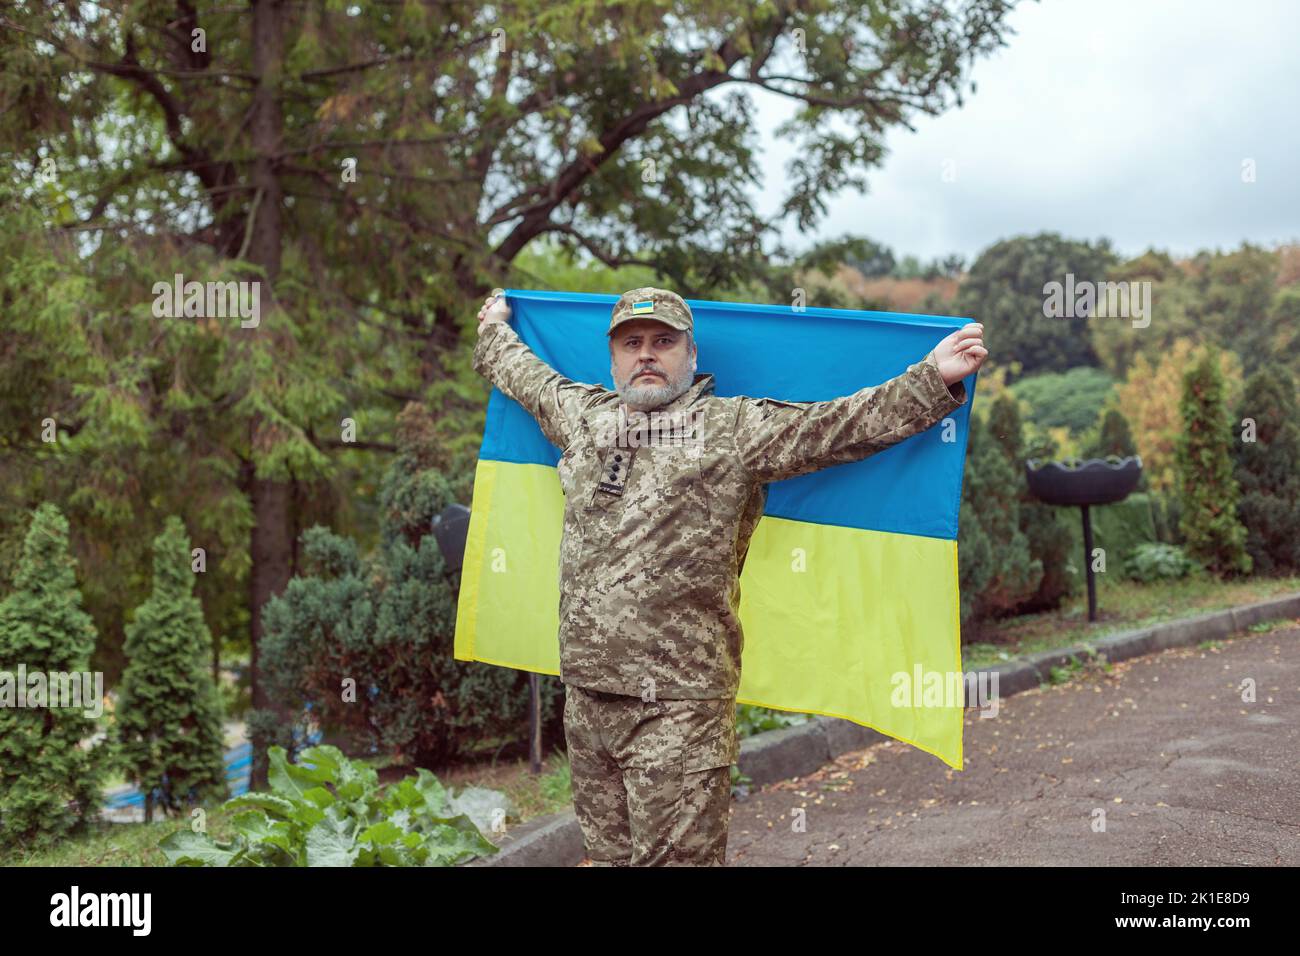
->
[1111,340,1243,494]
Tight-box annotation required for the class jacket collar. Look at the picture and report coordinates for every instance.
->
[652,372,715,414]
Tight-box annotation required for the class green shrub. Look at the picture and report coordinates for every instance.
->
[159,745,502,866]
[1062,493,1170,578]
[1009,366,1118,435]
[216,664,251,722]
[1095,493,1158,575]
[1125,543,1198,582]
[257,418,557,770]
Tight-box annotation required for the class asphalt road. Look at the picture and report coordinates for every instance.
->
[725,626,1298,866]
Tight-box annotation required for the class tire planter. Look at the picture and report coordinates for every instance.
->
[1024,455,1143,506]
[1023,455,1144,622]
[431,502,471,574]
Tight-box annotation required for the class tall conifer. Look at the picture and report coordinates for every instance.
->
[0,504,106,849]
[117,517,227,821]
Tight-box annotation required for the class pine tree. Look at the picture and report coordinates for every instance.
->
[1082,405,1146,492]
[985,394,1075,614]
[1082,407,1139,460]
[0,504,107,850]
[959,412,1042,629]
[1232,364,1300,573]
[1175,347,1251,576]
[116,517,227,821]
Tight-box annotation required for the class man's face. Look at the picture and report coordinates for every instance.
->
[609,319,697,411]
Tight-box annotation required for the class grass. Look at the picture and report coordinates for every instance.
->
[1,804,245,867]
[961,570,1300,670]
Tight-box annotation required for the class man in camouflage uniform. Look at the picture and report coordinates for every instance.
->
[473,286,986,866]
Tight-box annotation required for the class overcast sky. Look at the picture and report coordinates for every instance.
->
[747,0,1300,264]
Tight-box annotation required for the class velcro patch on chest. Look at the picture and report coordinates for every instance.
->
[596,446,635,495]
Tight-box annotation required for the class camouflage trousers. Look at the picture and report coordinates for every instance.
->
[563,683,739,866]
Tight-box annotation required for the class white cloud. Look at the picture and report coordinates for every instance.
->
[744,0,1300,262]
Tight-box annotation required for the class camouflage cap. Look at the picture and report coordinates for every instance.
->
[608,287,693,336]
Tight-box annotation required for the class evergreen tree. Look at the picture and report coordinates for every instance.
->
[959,413,1042,631]
[1232,364,1300,573]
[116,517,227,821]
[257,406,555,770]
[1081,407,1139,461]
[0,504,106,850]
[985,394,1075,614]
[1081,405,1147,493]
[1175,348,1251,576]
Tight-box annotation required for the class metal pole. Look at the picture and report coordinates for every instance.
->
[528,673,541,774]
[1081,503,1097,622]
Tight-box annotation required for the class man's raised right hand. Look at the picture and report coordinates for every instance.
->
[477,291,510,333]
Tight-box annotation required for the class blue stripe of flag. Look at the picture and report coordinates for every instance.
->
[478,289,977,540]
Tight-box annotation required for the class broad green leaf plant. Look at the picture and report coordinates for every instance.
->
[159,745,501,866]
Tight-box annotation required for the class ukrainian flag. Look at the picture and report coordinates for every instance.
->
[455,289,978,769]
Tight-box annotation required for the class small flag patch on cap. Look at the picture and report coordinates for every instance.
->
[631,300,655,314]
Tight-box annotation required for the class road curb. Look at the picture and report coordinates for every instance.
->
[465,591,1300,867]
[463,807,585,867]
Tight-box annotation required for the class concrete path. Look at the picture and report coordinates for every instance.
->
[725,627,1298,866]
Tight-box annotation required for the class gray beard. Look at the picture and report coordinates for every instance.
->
[612,354,697,411]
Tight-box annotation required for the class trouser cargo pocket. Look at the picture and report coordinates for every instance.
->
[684,722,738,772]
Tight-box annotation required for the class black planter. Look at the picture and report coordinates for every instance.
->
[1024,455,1143,506]
[431,502,471,574]
[1023,455,1144,622]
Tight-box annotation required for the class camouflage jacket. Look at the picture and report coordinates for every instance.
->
[472,319,967,701]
